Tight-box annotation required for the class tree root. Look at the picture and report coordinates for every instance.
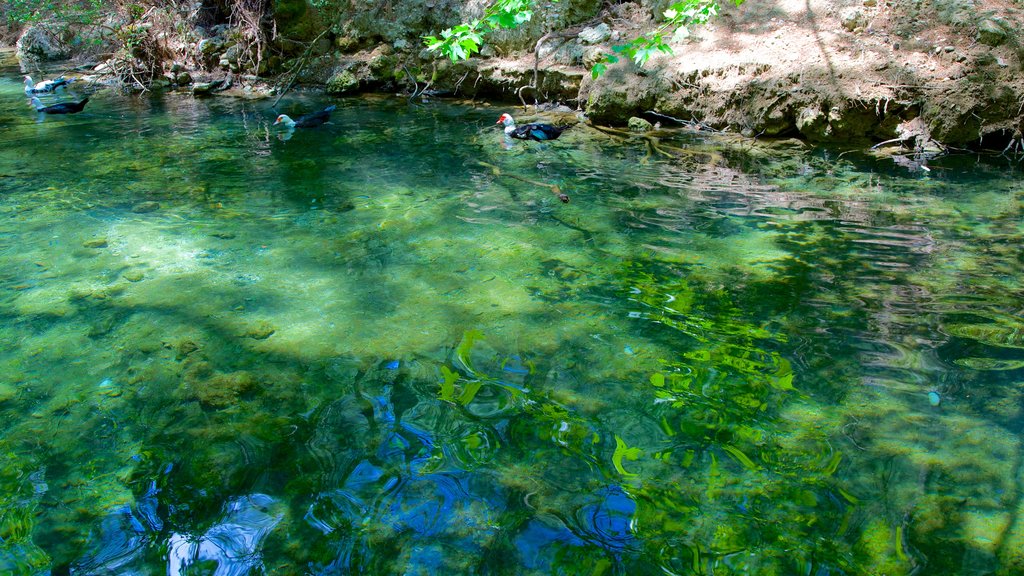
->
[588,124,723,164]
[477,161,569,203]
[1002,130,1023,156]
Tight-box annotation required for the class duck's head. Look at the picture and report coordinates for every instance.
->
[23,75,33,86]
[496,113,515,127]
[273,114,295,127]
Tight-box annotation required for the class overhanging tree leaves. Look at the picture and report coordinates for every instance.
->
[423,0,746,77]
[423,0,542,62]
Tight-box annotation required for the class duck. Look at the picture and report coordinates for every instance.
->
[24,75,74,94]
[496,113,570,141]
[31,96,89,114]
[273,105,336,129]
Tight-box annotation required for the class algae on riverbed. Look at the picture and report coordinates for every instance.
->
[2,64,1024,574]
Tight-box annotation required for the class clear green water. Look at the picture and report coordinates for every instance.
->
[3,55,1024,575]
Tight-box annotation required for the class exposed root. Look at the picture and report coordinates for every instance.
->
[589,124,724,164]
[517,85,537,109]
[645,110,721,132]
[1002,130,1023,156]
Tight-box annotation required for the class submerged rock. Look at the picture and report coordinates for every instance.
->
[131,201,161,213]
[82,238,108,248]
[243,323,276,340]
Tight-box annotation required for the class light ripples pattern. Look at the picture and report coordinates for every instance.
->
[2,50,1024,575]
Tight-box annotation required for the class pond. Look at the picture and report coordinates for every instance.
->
[2,54,1024,575]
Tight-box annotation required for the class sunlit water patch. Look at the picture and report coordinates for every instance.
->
[2,51,1024,575]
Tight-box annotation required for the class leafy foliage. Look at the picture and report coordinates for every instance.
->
[593,0,746,77]
[423,0,745,77]
[424,0,545,62]
[3,0,108,26]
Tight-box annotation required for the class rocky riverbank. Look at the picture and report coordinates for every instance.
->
[9,0,1024,150]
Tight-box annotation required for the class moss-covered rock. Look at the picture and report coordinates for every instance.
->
[326,69,360,94]
[628,116,654,132]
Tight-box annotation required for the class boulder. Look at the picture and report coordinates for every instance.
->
[16,26,69,62]
[796,106,828,140]
[628,116,654,132]
[977,18,1008,47]
[326,69,360,95]
[192,80,223,95]
[578,23,611,45]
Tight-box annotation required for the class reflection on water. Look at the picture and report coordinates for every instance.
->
[2,51,1024,575]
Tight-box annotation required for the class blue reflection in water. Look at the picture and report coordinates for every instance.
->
[306,381,505,574]
[69,482,162,574]
[515,485,637,571]
[166,493,282,576]
[575,486,636,553]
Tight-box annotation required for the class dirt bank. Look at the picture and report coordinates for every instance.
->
[9,0,1024,149]
[575,0,1024,149]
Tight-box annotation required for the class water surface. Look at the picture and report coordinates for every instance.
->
[2,54,1024,575]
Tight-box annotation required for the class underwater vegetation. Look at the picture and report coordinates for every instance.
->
[1,61,1024,574]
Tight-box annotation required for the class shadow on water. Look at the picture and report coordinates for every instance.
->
[2,53,1024,574]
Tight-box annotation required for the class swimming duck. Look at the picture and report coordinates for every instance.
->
[496,113,570,141]
[31,96,89,114]
[24,75,73,94]
[273,105,336,129]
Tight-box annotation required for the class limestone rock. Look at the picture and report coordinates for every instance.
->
[16,26,70,62]
[192,80,224,95]
[796,106,828,140]
[839,8,867,32]
[579,23,611,45]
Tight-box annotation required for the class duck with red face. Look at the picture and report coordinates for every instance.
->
[496,113,570,141]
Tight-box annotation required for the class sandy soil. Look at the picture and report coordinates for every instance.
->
[574,0,1024,146]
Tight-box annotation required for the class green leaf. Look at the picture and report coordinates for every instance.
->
[722,444,760,471]
[439,365,459,402]
[458,379,484,406]
[612,435,642,476]
[455,329,485,376]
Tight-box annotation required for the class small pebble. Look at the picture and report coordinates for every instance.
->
[927,391,941,406]
[83,238,108,248]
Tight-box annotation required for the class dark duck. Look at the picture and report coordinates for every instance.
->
[273,105,336,128]
[31,96,89,114]
[497,113,570,141]
[24,75,74,95]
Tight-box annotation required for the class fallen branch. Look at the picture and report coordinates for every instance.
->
[272,28,330,108]
[871,137,908,150]
[478,161,569,203]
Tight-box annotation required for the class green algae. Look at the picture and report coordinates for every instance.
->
[2,62,1024,574]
